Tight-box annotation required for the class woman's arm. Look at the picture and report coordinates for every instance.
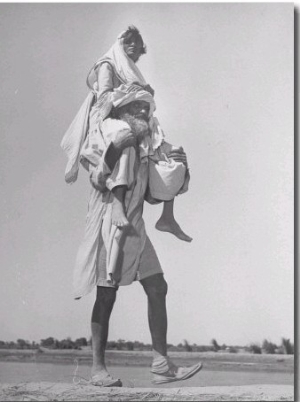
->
[97,62,115,97]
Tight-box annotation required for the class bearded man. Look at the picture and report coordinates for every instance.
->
[62,83,201,386]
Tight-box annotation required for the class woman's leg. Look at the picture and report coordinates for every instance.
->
[155,199,193,242]
[111,186,129,227]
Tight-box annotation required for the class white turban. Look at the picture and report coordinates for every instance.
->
[101,83,156,121]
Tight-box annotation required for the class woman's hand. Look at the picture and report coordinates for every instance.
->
[143,84,155,97]
[167,146,188,167]
[130,82,155,97]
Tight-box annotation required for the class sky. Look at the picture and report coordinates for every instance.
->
[0,3,294,347]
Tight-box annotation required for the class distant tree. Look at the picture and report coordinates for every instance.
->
[211,339,221,352]
[281,338,293,355]
[249,343,262,354]
[59,338,74,349]
[75,337,88,348]
[262,339,277,354]
[116,339,125,350]
[183,339,193,352]
[0,341,7,349]
[133,341,141,350]
[17,339,30,349]
[125,341,134,351]
[41,337,56,348]
[111,341,121,350]
[107,341,117,350]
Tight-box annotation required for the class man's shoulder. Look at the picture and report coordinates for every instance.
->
[102,118,131,134]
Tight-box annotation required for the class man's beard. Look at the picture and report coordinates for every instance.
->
[119,113,150,143]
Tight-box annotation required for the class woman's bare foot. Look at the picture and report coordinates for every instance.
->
[111,197,130,228]
[155,217,192,242]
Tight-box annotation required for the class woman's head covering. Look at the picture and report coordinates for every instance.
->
[86,33,147,90]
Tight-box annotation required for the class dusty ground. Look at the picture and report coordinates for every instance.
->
[0,382,294,401]
[0,351,294,401]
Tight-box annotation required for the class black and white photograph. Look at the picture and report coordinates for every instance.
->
[0,2,294,401]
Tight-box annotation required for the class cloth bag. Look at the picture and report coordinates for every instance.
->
[148,155,186,201]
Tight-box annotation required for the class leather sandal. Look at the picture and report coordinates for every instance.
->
[91,373,122,387]
[151,361,203,384]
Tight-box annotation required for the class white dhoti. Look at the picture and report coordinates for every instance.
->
[73,142,163,298]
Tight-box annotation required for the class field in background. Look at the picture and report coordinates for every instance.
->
[0,349,294,373]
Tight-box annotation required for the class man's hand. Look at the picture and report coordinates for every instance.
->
[167,146,188,167]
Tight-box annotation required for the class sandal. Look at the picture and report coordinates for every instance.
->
[151,359,203,384]
[91,373,122,387]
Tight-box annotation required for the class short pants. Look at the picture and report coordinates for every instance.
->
[96,235,163,288]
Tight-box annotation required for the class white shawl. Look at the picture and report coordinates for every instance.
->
[86,36,147,90]
[61,33,163,184]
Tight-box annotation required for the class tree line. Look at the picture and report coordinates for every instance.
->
[0,337,294,355]
[209,337,294,355]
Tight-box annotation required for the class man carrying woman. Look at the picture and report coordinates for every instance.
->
[61,26,201,387]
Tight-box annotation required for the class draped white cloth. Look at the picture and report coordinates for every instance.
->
[61,34,164,184]
[60,92,95,184]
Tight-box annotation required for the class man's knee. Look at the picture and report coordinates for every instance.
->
[92,286,117,323]
[95,286,117,305]
[141,274,168,298]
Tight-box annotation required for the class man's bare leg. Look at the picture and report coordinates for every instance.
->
[111,186,129,227]
[140,273,202,383]
[155,199,193,242]
[140,273,168,357]
[91,286,121,385]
